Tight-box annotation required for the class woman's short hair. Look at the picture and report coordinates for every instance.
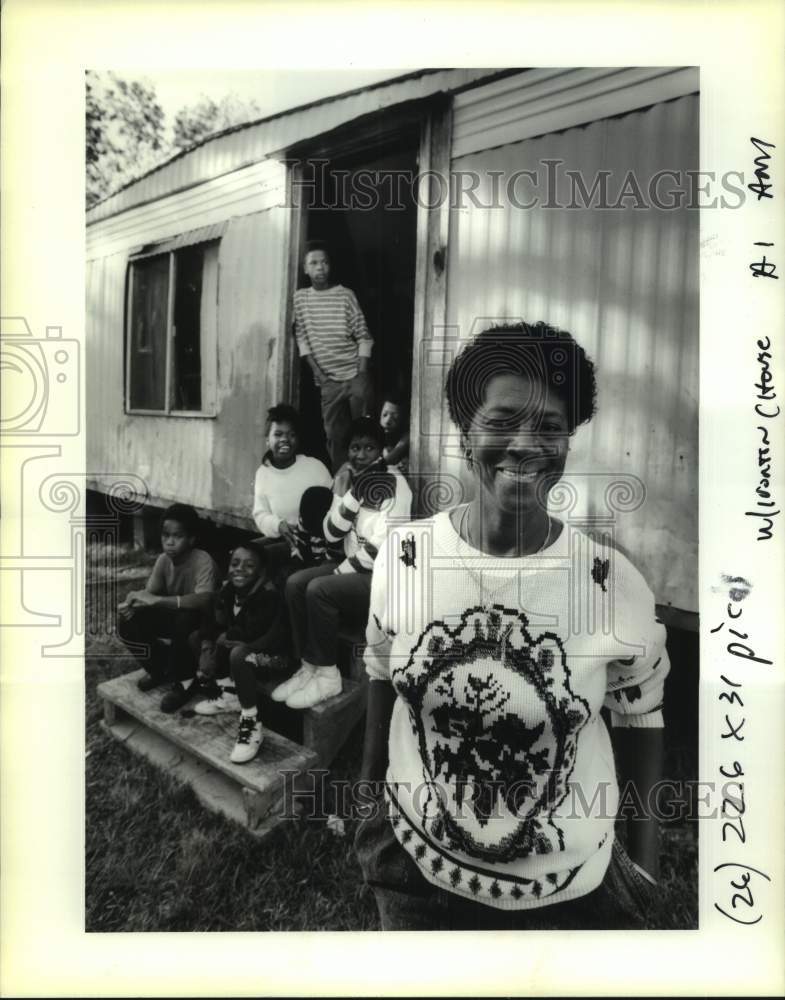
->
[445,321,597,435]
[160,502,200,538]
[265,403,301,436]
[349,415,385,450]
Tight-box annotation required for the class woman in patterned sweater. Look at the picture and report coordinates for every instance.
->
[356,322,669,930]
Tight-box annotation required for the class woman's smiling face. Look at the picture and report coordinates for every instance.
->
[466,372,570,516]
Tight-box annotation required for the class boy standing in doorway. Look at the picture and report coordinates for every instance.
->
[293,241,374,471]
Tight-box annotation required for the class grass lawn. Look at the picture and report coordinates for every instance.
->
[85,543,698,932]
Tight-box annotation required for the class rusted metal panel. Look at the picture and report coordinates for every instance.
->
[441,94,699,612]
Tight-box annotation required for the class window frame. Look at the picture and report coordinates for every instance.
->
[124,236,220,419]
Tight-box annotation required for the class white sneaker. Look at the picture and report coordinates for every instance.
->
[270,662,314,702]
[230,714,263,764]
[194,682,241,716]
[286,665,342,709]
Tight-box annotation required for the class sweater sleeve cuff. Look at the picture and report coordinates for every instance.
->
[342,491,361,513]
[610,709,664,729]
[365,663,391,682]
[256,516,280,538]
[335,559,356,575]
[358,341,373,358]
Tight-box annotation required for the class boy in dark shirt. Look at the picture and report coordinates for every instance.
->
[192,543,288,764]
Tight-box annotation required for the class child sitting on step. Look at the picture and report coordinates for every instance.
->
[272,418,412,711]
[192,543,289,764]
[117,503,220,714]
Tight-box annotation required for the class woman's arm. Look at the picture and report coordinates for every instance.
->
[359,538,396,789]
[252,466,282,537]
[603,553,670,882]
[359,679,396,784]
[611,726,664,880]
[127,590,213,613]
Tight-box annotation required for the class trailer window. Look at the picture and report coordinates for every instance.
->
[126,240,218,415]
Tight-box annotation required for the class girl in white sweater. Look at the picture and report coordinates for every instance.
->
[251,404,332,559]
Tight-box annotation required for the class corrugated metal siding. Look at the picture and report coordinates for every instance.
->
[87,68,506,226]
[210,206,289,519]
[87,203,289,517]
[441,94,698,611]
[128,220,228,259]
[452,66,698,157]
[86,158,286,260]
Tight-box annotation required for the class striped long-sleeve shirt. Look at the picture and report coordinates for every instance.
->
[323,471,413,574]
[293,284,373,381]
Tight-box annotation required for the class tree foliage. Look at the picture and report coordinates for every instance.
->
[172,93,262,151]
[86,74,264,209]
[86,71,166,208]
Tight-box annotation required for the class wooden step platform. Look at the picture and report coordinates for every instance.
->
[256,673,368,768]
[98,669,320,839]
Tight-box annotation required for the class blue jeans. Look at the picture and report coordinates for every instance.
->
[354,801,659,930]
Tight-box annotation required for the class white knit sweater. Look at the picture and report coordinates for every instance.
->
[364,509,669,910]
[252,455,332,537]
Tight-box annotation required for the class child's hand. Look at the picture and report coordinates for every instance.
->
[216,634,243,649]
[333,465,354,497]
[306,357,323,388]
[117,601,134,622]
[129,590,158,608]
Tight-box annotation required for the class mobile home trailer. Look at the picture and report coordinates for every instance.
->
[86,66,699,623]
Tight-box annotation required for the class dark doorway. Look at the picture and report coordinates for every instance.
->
[295,136,419,465]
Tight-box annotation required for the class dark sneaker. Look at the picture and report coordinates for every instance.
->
[160,681,196,714]
[137,671,165,693]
